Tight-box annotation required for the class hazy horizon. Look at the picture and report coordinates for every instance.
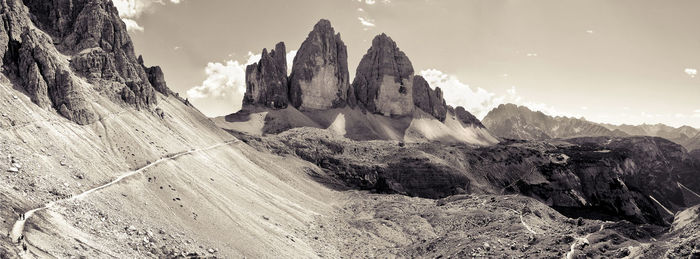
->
[119,0,700,128]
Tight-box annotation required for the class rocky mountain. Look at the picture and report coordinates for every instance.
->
[603,123,700,151]
[1,2,698,258]
[482,104,628,140]
[289,19,350,110]
[351,33,415,116]
[483,104,700,151]
[243,42,289,109]
[231,20,493,145]
[4,0,175,125]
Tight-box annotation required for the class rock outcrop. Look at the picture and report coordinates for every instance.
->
[243,42,289,109]
[0,0,174,124]
[139,56,172,96]
[412,75,447,121]
[450,106,485,128]
[14,29,97,124]
[289,19,349,110]
[351,33,415,116]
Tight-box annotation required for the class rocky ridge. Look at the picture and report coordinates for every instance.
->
[0,0,174,125]
[482,103,627,140]
[242,20,478,126]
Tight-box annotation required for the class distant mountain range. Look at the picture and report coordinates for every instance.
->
[483,103,700,151]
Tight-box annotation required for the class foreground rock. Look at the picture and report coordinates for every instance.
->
[243,42,289,109]
[289,19,350,110]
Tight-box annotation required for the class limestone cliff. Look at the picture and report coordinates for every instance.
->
[289,19,349,110]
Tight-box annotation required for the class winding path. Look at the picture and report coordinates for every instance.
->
[10,140,238,247]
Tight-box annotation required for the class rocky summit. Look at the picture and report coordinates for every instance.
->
[351,33,415,116]
[244,42,289,109]
[289,19,350,110]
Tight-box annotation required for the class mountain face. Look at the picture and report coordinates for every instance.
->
[412,75,448,121]
[243,42,289,109]
[351,33,415,116]
[289,19,349,110]
[3,0,173,125]
[482,104,627,140]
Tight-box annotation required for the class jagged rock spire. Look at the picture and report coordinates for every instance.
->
[243,42,289,109]
[289,19,350,110]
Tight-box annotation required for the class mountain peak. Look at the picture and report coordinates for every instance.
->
[351,33,414,116]
[1,0,175,124]
[243,42,289,109]
[288,19,349,110]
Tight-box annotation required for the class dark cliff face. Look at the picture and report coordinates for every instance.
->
[351,33,414,115]
[412,75,447,121]
[243,42,289,109]
[289,19,350,110]
[0,0,174,124]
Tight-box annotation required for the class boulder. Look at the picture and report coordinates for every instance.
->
[243,42,289,109]
[289,19,350,110]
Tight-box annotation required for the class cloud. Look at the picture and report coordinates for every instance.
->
[421,69,510,119]
[420,69,574,119]
[121,18,144,32]
[358,17,376,28]
[186,50,297,112]
[112,0,183,31]
[684,68,697,78]
[356,0,391,4]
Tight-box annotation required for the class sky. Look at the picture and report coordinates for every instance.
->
[117,0,700,128]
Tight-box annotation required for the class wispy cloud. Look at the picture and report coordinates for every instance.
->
[358,17,376,28]
[420,69,576,119]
